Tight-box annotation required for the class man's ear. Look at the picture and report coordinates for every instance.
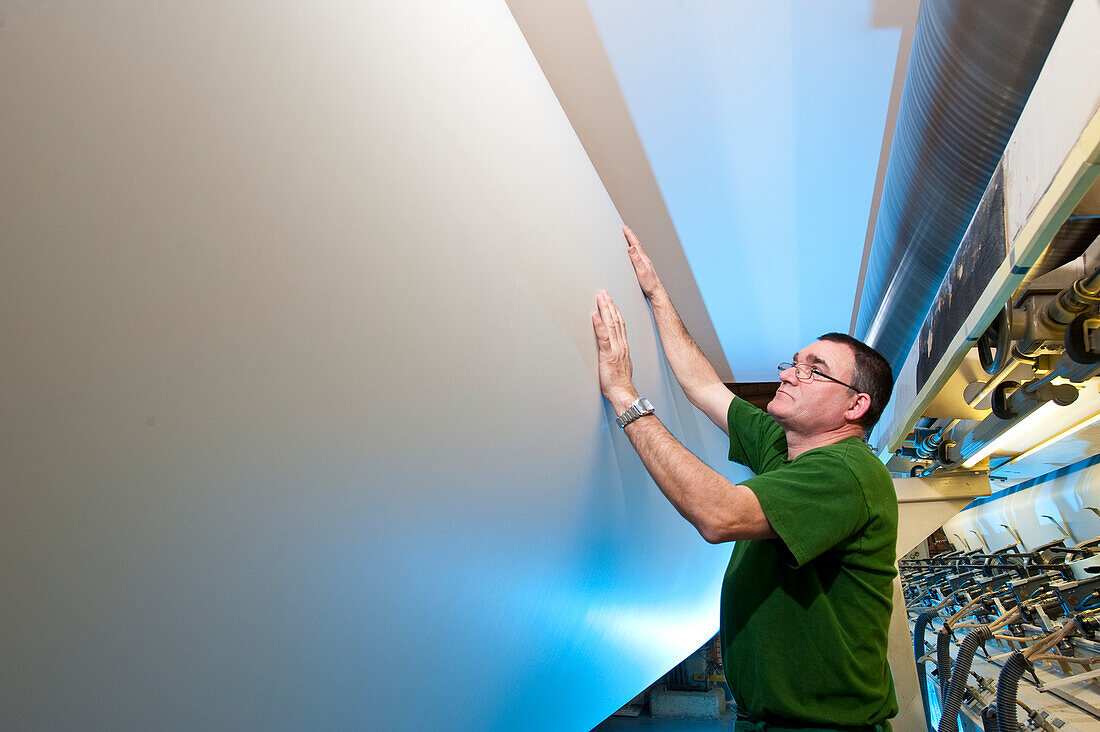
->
[845,392,871,423]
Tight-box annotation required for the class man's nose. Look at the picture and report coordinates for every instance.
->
[778,365,799,384]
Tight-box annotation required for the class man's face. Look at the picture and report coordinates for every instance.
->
[766,339,860,433]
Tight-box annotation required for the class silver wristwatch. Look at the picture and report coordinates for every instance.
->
[616,397,654,430]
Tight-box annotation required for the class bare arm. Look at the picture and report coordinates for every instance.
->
[592,290,775,543]
[620,410,776,543]
[622,226,733,432]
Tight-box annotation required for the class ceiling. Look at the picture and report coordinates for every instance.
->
[583,0,915,381]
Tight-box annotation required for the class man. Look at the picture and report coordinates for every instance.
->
[592,226,898,731]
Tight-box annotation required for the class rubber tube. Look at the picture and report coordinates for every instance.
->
[981,704,998,732]
[914,609,938,731]
[996,651,1030,732]
[937,626,993,732]
[937,629,954,698]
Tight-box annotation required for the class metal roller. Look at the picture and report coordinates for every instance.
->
[855,0,1071,368]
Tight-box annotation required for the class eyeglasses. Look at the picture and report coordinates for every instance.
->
[777,362,858,392]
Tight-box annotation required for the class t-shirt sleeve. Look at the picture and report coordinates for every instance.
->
[742,449,868,568]
[726,397,787,474]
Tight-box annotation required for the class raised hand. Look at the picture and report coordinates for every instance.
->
[623,225,663,299]
[591,289,638,411]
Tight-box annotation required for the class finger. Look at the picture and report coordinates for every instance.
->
[623,225,641,249]
[591,308,605,336]
[595,295,614,337]
[592,309,612,350]
[605,294,620,324]
[623,225,647,259]
[601,290,620,324]
[597,289,614,326]
[601,294,627,348]
[624,227,653,271]
[597,291,621,347]
[608,298,628,343]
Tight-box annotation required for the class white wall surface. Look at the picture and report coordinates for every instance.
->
[0,2,747,729]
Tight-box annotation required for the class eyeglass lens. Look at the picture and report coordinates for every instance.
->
[777,362,814,381]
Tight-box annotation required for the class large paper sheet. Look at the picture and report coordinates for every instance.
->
[0,2,750,728]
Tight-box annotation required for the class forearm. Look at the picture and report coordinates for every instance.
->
[594,286,764,542]
[648,290,725,403]
[616,407,775,543]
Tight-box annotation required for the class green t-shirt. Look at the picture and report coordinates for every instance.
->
[721,397,899,727]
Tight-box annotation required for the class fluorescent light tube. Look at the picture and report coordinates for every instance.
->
[962,400,1064,468]
[995,410,1100,470]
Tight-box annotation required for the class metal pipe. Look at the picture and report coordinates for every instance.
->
[1046,261,1100,327]
[915,429,947,460]
[1015,371,1060,402]
[915,420,962,467]
[918,461,946,478]
[1002,377,1079,418]
[910,347,1035,475]
[966,349,1034,408]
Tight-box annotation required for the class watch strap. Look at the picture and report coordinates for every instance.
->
[616,397,654,429]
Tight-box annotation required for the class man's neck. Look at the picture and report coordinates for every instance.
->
[784,424,866,461]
